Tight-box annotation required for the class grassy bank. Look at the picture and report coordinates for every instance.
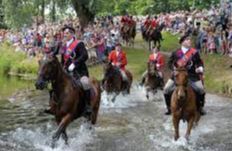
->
[1,32,232,97]
[0,42,38,77]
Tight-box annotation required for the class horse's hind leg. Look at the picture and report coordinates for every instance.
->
[173,116,180,141]
[91,96,101,125]
[112,93,119,103]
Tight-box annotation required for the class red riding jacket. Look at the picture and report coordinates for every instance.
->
[108,50,127,70]
[149,52,165,70]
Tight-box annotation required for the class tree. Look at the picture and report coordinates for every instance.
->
[0,0,7,28]
[50,0,56,22]
[71,0,97,30]
[3,0,36,29]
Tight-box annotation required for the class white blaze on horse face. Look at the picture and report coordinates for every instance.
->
[177,86,186,100]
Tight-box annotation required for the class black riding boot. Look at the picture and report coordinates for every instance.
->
[164,94,171,115]
[84,89,92,117]
[199,93,206,115]
[196,93,206,115]
[158,77,164,89]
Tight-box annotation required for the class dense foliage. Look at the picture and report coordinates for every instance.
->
[0,0,222,29]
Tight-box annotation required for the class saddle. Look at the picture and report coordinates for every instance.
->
[72,78,96,101]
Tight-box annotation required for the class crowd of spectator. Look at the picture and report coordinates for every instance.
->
[0,2,232,62]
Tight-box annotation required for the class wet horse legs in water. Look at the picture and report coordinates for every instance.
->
[173,116,180,141]
[185,117,195,140]
[51,114,72,148]
[146,87,151,100]
[174,116,195,141]
[61,130,68,145]
[111,92,119,103]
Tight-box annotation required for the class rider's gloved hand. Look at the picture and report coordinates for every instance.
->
[195,66,204,73]
[116,62,121,67]
[156,63,160,69]
[68,63,75,72]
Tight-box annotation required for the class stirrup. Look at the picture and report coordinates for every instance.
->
[165,110,171,115]
[200,109,206,116]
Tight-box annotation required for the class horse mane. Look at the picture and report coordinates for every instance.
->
[105,63,120,78]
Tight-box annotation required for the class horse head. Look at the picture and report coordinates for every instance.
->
[174,67,188,101]
[103,59,114,75]
[35,56,61,90]
[147,61,158,76]
[158,23,165,32]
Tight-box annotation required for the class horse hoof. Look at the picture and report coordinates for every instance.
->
[146,95,149,100]
[185,135,189,141]
[165,110,171,115]
[112,98,116,103]
[200,110,206,116]
[174,135,179,141]
[51,141,56,149]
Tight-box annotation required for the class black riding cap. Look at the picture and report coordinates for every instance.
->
[115,42,122,46]
[62,25,75,34]
[179,34,191,44]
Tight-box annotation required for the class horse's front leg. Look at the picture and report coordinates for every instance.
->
[158,40,161,48]
[185,116,194,140]
[173,114,180,141]
[52,114,72,148]
[112,92,119,103]
[61,129,68,145]
[146,87,150,100]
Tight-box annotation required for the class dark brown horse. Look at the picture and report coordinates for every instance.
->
[120,23,136,46]
[35,56,101,147]
[141,23,165,51]
[171,67,200,141]
[144,62,162,100]
[102,60,133,102]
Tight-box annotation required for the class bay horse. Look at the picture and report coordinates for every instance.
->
[102,60,133,102]
[144,61,162,100]
[35,56,101,147]
[171,67,200,141]
[142,23,165,51]
[120,22,136,47]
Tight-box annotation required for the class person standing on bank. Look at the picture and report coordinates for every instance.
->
[163,34,206,115]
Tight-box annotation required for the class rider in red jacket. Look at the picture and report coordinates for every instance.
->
[140,46,165,87]
[108,42,128,82]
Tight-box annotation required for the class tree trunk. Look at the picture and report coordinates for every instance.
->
[71,0,95,32]
[0,0,5,28]
[51,0,56,22]
[40,0,45,23]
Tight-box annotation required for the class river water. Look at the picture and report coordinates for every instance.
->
[0,83,232,151]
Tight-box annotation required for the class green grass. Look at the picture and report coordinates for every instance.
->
[202,54,232,95]
[0,42,38,76]
[160,32,179,52]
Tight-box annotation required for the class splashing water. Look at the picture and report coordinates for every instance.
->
[0,122,97,151]
[0,88,232,151]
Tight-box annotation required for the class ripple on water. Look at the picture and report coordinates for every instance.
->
[100,85,164,110]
